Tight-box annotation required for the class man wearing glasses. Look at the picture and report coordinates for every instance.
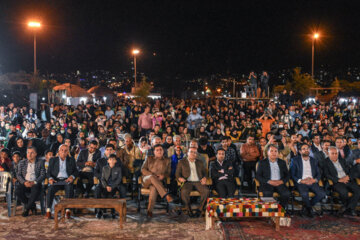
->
[290,143,326,218]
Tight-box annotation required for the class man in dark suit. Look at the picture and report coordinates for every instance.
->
[176,147,209,217]
[345,139,360,178]
[15,147,45,217]
[324,147,360,216]
[95,154,122,219]
[256,144,290,209]
[310,134,322,157]
[211,148,235,198]
[335,137,351,160]
[46,144,78,219]
[76,140,101,197]
[313,140,331,176]
[290,143,326,217]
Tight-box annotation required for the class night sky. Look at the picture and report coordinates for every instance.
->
[0,0,359,79]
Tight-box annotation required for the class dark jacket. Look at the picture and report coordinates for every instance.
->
[47,156,78,181]
[94,157,123,180]
[290,156,321,184]
[313,151,328,177]
[175,158,207,181]
[76,149,101,170]
[16,159,46,184]
[101,165,122,189]
[345,149,360,166]
[11,162,19,179]
[256,158,289,185]
[211,160,234,184]
[310,144,321,155]
[324,157,355,184]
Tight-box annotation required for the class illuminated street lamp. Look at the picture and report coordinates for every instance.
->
[28,21,41,76]
[132,49,140,88]
[311,33,319,79]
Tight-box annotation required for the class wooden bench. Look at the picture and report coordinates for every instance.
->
[54,198,126,230]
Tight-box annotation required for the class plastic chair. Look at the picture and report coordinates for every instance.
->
[0,172,12,217]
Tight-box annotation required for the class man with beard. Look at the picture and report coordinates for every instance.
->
[118,134,142,177]
[290,143,326,218]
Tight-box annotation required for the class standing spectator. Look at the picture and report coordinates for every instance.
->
[240,135,261,190]
[138,106,153,137]
[260,71,269,97]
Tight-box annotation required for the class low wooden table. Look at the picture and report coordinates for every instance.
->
[205,198,285,231]
[54,198,126,230]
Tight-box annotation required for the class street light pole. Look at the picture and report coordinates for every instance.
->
[28,21,41,76]
[134,54,137,88]
[132,49,140,88]
[311,33,319,79]
[34,32,37,76]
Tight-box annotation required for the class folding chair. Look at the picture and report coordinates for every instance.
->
[289,179,324,215]
[327,179,355,214]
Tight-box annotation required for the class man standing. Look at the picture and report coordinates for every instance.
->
[290,143,326,218]
[76,140,101,197]
[260,71,269,97]
[255,145,290,209]
[141,144,173,217]
[46,144,78,219]
[324,147,360,216]
[138,106,153,137]
[211,148,235,198]
[240,135,260,191]
[176,147,209,217]
[16,147,45,217]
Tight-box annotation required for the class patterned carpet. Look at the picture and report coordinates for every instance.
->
[2,199,360,240]
[221,214,360,240]
[0,200,223,240]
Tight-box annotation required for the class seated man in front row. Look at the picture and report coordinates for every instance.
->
[176,147,209,217]
[324,147,360,216]
[15,147,46,217]
[95,154,122,219]
[255,144,291,209]
[141,144,173,218]
[290,143,326,218]
[211,148,236,198]
[46,144,78,219]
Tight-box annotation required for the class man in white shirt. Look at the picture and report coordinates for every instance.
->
[46,144,78,219]
[290,143,326,218]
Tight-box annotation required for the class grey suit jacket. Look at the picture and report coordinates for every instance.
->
[16,159,46,184]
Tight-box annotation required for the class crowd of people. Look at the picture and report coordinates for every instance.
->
[0,93,360,219]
